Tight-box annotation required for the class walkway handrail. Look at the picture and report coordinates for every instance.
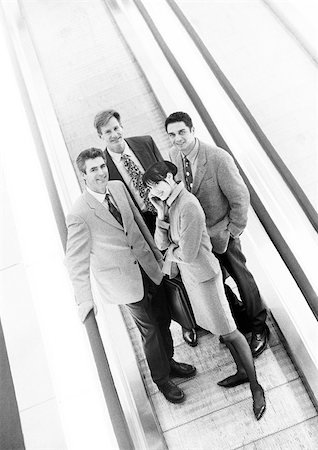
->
[1,3,134,447]
[166,0,318,233]
[133,0,318,320]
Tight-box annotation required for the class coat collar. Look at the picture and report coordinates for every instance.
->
[83,189,123,230]
[174,139,207,195]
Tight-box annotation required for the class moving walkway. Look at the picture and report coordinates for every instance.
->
[1,0,317,448]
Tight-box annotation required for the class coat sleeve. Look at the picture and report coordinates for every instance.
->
[123,184,164,263]
[217,152,250,237]
[168,203,205,263]
[65,214,96,322]
[154,218,171,251]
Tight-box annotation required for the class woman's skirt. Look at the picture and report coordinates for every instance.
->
[181,269,236,336]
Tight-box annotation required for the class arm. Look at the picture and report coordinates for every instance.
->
[168,203,204,264]
[65,214,96,322]
[217,152,250,237]
[123,185,164,263]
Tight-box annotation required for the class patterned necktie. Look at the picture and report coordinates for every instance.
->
[121,154,156,214]
[105,194,123,227]
[184,157,193,192]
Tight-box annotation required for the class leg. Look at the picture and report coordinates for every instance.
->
[149,280,174,359]
[219,329,266,420]
[215,238,269,356]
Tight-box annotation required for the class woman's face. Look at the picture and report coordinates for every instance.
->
[148,173,174,201]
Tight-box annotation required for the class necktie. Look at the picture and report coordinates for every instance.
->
[184,157,193,192]
[105,194,123,227]
[121,154,156,214]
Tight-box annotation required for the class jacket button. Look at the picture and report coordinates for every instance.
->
[131,245,133,249]
[133,261,137,264]
[125,231,128,236]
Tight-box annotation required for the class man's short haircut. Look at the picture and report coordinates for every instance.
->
[94,109,121,136]
[76,148,105,174]
[142,161,178,186]
[164,111,193,131]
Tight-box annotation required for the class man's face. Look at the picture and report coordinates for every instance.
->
[166,121,195,155]
[99,116,124,153]
[83,157,109,194]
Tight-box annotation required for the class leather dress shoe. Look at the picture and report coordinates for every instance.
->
[217,373,249,388]
[170,359,197,378]
[250,324,269,358]
[182,327,198,347]
[158,380,185,403]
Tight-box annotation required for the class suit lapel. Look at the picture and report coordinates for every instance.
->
[173,150,185,183]
[191,140,207,195]
[126,137,150,170]
[84,190,123,230]
[104,149,123,182]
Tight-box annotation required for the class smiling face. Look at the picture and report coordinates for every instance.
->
[148,173,175,201]
[83,157,109,194]
[99,116,125,153]
[166,121,196,155]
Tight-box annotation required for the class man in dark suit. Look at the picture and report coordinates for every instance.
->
[65,148,196,403]
[167,111,269,358]
[93,109,198,347]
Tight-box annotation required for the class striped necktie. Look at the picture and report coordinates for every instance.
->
[105,194,123,227]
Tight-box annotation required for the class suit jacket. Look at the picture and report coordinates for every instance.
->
[105,135,163,189]
[155,183,220,283]
[65,180,163,321]
[170,140,250,254]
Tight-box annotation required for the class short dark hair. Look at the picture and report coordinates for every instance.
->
[142,161,178,186]
[94,109,121,136]
[76,148,105,174]
[165,111,193,131]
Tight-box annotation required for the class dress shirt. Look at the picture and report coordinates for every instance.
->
[86,186,118,209]
[107,141,147,212]
[181,138,199,179]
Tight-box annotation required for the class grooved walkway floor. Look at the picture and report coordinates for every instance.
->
[122,306,318,449]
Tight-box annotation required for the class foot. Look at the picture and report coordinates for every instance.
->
[182,327,198,347]
[158,380,185,403]
[252,384,266,420]
[250,324,269,358]
[217,372,249,388]
[170,359,197,378]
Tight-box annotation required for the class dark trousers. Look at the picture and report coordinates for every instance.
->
[214,237,267,333]
[125,269,173,386]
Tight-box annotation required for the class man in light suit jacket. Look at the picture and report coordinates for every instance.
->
[65,148,196,403]
[166,111,269,358]
[93,109,198,347]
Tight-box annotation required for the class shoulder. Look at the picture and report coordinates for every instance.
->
[126,135,153,146]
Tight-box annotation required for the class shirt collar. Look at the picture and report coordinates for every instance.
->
[181,138,199,164]
[86,185,108,203]
[166,181,185,208]
[108,140,129,163]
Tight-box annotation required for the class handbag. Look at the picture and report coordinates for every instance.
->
[163,275,196,330]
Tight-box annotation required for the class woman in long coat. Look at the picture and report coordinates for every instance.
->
[143,161,266,420]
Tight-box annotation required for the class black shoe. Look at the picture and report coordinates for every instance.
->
[158,380,185,403]
[250,324,269,358]
[170,359,197,378]
[182,327,198,347]
[252,384,266,420]
[217,372,249,388]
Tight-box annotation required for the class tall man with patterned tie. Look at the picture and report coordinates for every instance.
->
[166,111,269,358]
[93,109,198,347]
[65,148,196,403]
